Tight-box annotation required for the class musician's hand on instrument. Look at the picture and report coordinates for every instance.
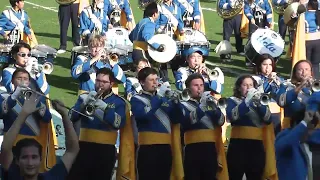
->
[52,100,68,117]
[12,86,27,100]
[22,93,41,115]
[251,19,256,25]
[157,82,171,97]
[84,91,98,105]
[194,22,200,31]
[94,99,108,110]
[157,44,166,52]
[245,88,259,106]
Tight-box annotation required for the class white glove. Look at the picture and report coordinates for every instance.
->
[11,86,27,100]
[245,88,260,106]
[157,82,171,97]
[199,91,212,106]
[181,72,188,82]
[84,91,97,105]
[94,99,108,110]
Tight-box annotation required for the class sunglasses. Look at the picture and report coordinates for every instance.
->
[17,52,32,57]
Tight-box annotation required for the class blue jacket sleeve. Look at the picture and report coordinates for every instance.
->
[208,80,224,94]
[174,69,185,91]
[79,11,90,36]
[276,86,297,107]
[102,13,109,35]
[205,108,225,126]
[180,102,206,125]
[71,56,92,79]
[23,13,31,35]
[124,78,133,98]
[123,0,133,21]
[169,102,183,124]
[2,68,14,92]
[104,0,111,13]
[142,22,160,49]
[192,0,201,23]
[112,64,126,83]
[0,12,7,36]
[218,0,232,10]
[177,6,184,31]
[130,95,163,121]
[35,72,50,95]
[226,98,250,122]
[265,0,273,23]
[244,1,254,20]
[103,99,126,129]
[275,122,308,154]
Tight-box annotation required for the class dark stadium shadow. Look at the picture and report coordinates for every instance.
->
[36,32,73,42]
[54,56,73,70]
[47,74,78,92]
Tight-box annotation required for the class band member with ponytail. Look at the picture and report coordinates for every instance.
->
[305,0,320,78]
[226,75,277,180]
[68,68,128,180]
[129,2,164,63]
[179,73,227,180]
[130,67,182,180]
[217,0,244,62]
[276,92,320,180]
[277,60,313,129]
[2,42,50,95]
[79,0,111,45]
[244,0,273,33]
[71,35,126,94]
[175,47,224,94]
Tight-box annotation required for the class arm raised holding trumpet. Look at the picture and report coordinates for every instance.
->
[194,64,224,94]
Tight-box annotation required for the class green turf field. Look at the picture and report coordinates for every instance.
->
[0,0,292,107]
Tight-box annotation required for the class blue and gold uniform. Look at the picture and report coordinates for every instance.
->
[272,0,287,40]
[71,55,126,94]
[130,91,182,179]
[79,6,110,38]
[104,0,133,23]
[180,98,228,179]
[244,0,273,31]
[2,66,50,95]
[0,8,31,39]
[226,96,277,179]
[124,76,142,100]
[68,91,127,179]
[174,0,201,25]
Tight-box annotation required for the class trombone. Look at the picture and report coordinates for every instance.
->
[19,85,93,119]
[84,89,104,116]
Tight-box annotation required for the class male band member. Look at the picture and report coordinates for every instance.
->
[244,0,273,33]
[218,0,244,62]
[0,97,79,179]
[0,0,33,44]
[79,0,111,45]
[57,0,82,54]
[272,0,287,40]
[130,67,181,180]
[174,0,201,30]
[2,42,50,95]
[71,35,126,94]
[175,47,224,93]
[179,73,226,180]
[276,92,320,180]
[129,2,164,63]
[68,68,127,180]
[104,0,133,30]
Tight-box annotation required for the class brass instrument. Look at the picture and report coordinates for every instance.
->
[84,89,104,116]
[273,0,293,15]
[38,62,54,75]
[216,0,244,19]
[312,79,320,92]
[206,96,227,110]
[19,85,93,119]
[139,0,163,10]
[251,93,270,106]
[196,65,220,80]
[56,0,76,5]
[109,53,119,62]
[161,88,192,101]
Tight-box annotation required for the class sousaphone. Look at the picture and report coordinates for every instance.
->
[148,34,177,63]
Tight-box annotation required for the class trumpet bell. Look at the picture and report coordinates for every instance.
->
[180,88,191,101]
[260,94,270,106]
[85,105,95,116]
[218,98,227,109]
[41,62,54,74]
[312,80,320,92]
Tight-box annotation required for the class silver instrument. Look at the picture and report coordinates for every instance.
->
[84,89,104,116]
[312,79,320,92]
[206,95,227,110]
[162,88,191,102]
[251,92,270,106]
[38,62,54,74]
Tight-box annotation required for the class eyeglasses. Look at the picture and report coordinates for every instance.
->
[17,52,31,57]
[96,79,111,84]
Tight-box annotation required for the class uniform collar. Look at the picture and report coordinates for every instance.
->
[102,91,114,99]
[148,17,154,23]
[11,7,21,13]
[189,98,199,103]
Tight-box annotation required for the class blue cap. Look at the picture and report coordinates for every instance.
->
[182,46,209,58]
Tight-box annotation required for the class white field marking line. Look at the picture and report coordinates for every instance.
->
[201,7,279,25]
[24,1,58,12]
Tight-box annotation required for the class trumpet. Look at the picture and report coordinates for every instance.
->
[84,89,104,116]
[38,62,54,74]
[196,65,220,80]
[109,53,119,62]
[251,93,270,106]
[312,79,320,92]
[163,88,192,102]
[206,96,227,110]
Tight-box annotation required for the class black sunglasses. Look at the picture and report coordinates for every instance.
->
[17,52,32,57]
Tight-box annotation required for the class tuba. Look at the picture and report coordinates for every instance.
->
[272,0,293,15]
[216,0,244,19]
[56,0,76,5]
[139,0,163,10]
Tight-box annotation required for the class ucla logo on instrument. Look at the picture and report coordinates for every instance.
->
[256,34,277,53]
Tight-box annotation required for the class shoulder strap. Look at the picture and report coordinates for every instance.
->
[176,0,194,14]
[158,4,179,27]
[3,9,24,32]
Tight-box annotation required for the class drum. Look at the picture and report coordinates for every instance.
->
[31,49,47,64]
[179,28,210,57]
[245,28,285,64]
[33,44,57,63]
[0,44,12,70]
[71,46,90,66]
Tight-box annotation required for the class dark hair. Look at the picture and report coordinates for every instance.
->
[134,59,149,68]
[10,42,31,60]
[14,138,42,160]
[308,0,320,25]
[144,2,158,17]
[137,67,158,82]
[96,68,116,82]
[233,75,258,98]
[253,54,276,75]
[185,73,204,88]
[12,68,31,82]
[9,0,22,7]
[291,60,313,84]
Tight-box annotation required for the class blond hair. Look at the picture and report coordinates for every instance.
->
[88,35,105,48]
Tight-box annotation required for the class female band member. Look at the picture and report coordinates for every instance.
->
[226,75,276,180]
[277,60,314,129]
[305,0,320,78]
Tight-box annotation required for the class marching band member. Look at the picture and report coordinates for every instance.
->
[2,42,50,95]
[68,68,127,180]
[277,60,313,129]
[79,0,111,45]
[276,92,320,180]
[175,47,224,94]
[217,0,244,62]
[104,0,133,30]
[244,0,273,33]
[226,75,277,180]
[174,0,201,30]
[130,67,182,180]
[272,0,287,40]
[179,73,228,179]
[129,2,164,62]
[0,0,33,44]
[124,58,150,101]
[305,0,320,78]
[71,35,126,94]
[0,98,79,179]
